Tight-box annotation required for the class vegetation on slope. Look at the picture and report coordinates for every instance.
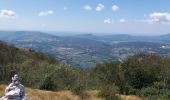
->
[1,40,170,100]
[93,54,170,100]
[0,41,89,92]
[0,85,141,100]
[0,41,95,99]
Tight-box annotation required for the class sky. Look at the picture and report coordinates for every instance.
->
[0,0,170,35]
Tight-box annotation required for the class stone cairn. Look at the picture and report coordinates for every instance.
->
[0,74,27,100]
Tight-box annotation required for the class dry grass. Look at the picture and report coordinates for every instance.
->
[85,90,103,100]
[0,84,142,100]
[0,84,79,100]
[26,89,79,100]
[120,95,142,100]
[0,85,5,97]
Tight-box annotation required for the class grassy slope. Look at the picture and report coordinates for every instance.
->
[0,85,142,100]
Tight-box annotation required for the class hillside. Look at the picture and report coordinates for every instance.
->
[1,40,170,99]
[0,40,87,92]
[0,85,141,100]
[0,40,57,83]
[0,41,107,99]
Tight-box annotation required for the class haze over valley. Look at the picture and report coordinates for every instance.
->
[0,31,170,68]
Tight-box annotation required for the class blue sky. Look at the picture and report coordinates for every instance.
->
[0,0,170,35]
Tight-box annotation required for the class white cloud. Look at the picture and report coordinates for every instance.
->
[96,3,104,12]
[104,18,114,24]
[119,19,126,22]
[39,10,54,16]
[84,5,92,11]
[112,5,119,12]
[137,12,170,24]
[0,9,17,19]
[64,7,68,10]
[148,12,170,24]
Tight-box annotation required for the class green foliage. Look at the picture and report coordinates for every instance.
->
[98,84,121,100]
[71,80,88,100]
[136,82,170,100]
[93,53,170,99]
[94,61,124,86]
[122,54,161,89]
[121,84,136,95]
[39,75,55,90]
[0,41,89,94]
[2,40,170,100]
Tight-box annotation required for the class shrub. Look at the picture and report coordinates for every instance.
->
[136,82,170,100]
[98,84,121,100]
[39,75,56,91]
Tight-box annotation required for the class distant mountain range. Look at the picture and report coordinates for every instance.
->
[74,33,170,43]
[0,31,170,68]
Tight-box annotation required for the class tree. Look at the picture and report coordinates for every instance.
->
[122,54,161,90]
[94,61,124,89]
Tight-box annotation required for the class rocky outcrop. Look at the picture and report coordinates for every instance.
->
[0,74,27,100]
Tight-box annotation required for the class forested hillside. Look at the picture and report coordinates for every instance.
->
[1,40,170,100]
[0,41,56,82]
[0,41,96,99]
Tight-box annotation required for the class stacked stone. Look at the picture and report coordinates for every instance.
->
[0,74,27,100]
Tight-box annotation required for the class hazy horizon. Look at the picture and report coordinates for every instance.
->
[1,29,170,37]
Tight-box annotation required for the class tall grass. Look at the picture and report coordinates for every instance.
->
[0,85,141,100]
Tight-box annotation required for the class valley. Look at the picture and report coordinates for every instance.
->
[0,31,170,68]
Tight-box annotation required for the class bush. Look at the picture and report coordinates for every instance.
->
[136,82,170,100]
[137,87,159,98]
[94,61,124,87]
[39,75,56,91]
[121,84,137,95]
[71,82,88,100]
[122,54,161,89]
[98,84,121,100]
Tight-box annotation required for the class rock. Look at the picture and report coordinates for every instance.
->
[0,74,27,100]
